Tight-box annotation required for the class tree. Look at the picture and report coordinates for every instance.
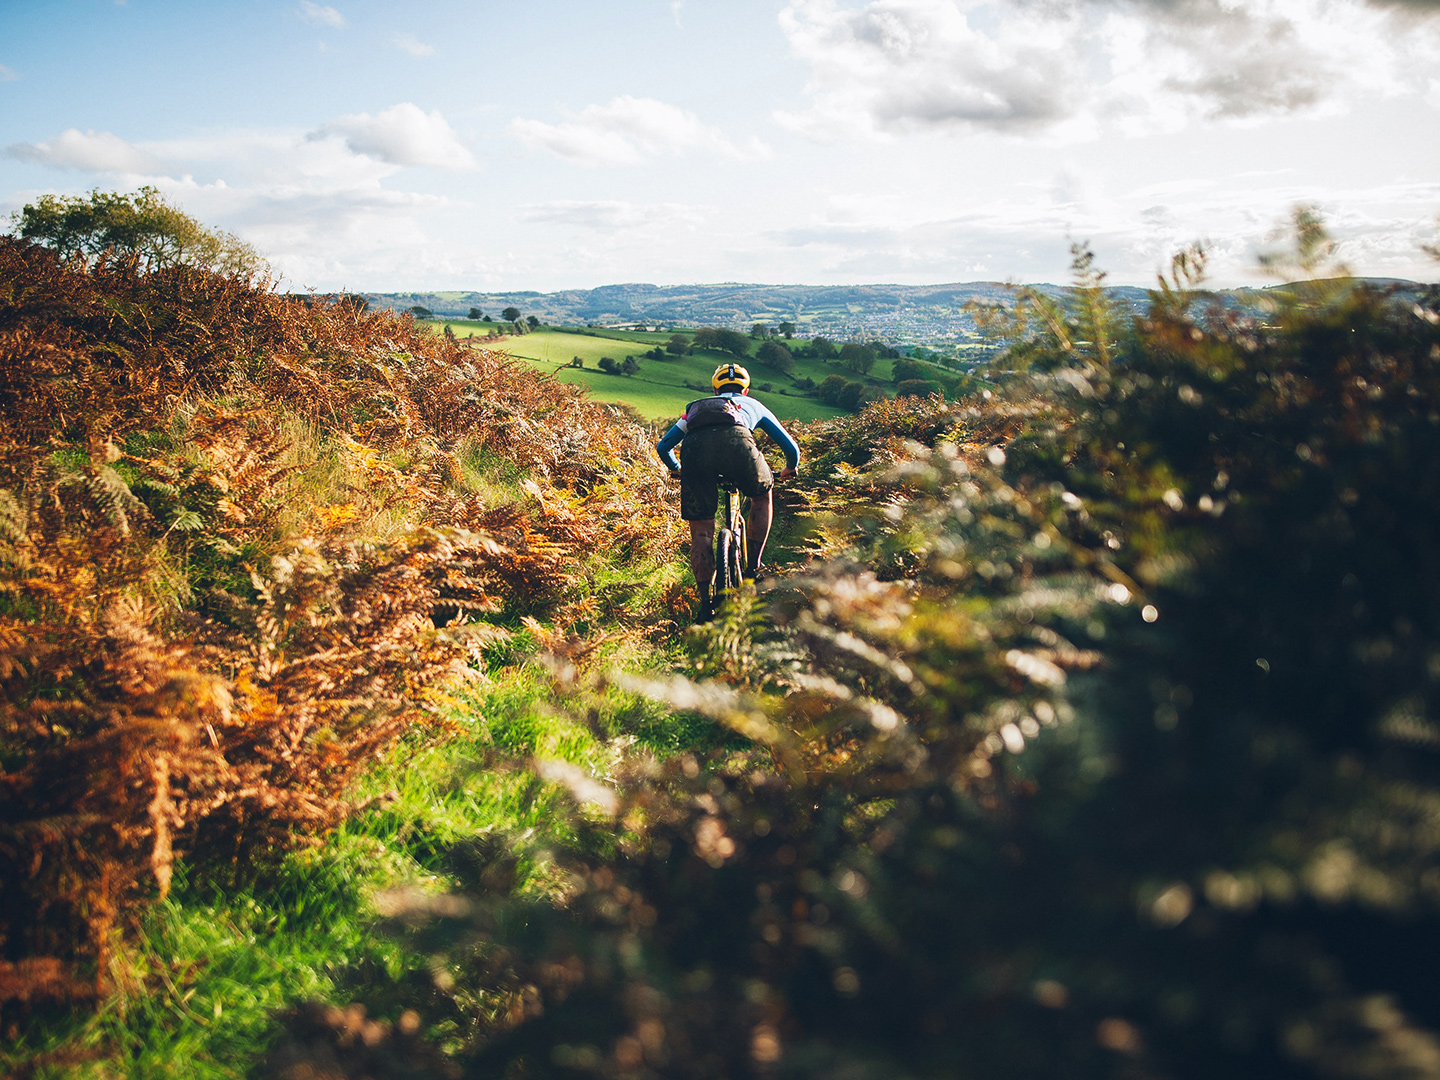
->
[750,323,770,339]
[12,186,263,276]
[621,356,640,376]
[410,305,433,318]
[817,374,850,406]
[469,307,483,320]
[755,340,795,376]
[892,358,928,384]
[840,342,877,375]
[809,336,838,360]
[837,379,882,411]
[666,334,690,356]
[692,327,750,357]
[896,379,943,398]
[501,306,522,324]
[527,315,540,329]
[597,356,619,374]
[777,321,796,339]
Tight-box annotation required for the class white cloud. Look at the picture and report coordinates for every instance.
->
[671,1,684,27]
[510,95,771,164]
[315,103,475,169]
[777,0,1087,139]
[4,128,163,174]
[754,163,1440,287]
[0,63,20,82]
[394,34,435,57]
[517,200,705,231]
[299,1,345,28]
[777,0,1440,140]
[76,128,457,288]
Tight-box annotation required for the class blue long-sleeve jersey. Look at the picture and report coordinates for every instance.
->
[655,392,801,473]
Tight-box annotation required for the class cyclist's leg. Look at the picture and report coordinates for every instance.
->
[679,431,723,618]
[689,518,716,609]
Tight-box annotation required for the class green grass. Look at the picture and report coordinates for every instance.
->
[438,325,852,424]
[7,625,715,1079]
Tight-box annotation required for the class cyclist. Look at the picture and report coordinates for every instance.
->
[657,362,800,621]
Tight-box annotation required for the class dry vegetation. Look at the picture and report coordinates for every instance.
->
[0,236,681,1007]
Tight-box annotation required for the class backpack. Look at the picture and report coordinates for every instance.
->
[684,395,744,429]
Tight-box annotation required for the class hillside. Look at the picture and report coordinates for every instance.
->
[361,277,1426,348]
[370,281,1146,347]
[438,324,851,423]
[6,212,1440,1080]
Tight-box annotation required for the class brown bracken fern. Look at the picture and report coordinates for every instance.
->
[0,232,677,1006]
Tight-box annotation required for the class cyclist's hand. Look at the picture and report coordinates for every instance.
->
[778,467,797,482]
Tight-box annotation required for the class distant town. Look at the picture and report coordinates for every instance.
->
[359,280,1156,356]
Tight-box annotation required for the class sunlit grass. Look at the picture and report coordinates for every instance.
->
[437,325,850,423]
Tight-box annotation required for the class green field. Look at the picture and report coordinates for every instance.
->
[437,324,853,424]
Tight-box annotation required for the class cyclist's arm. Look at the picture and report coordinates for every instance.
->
[656,421,686,472]
[755,415,800,473]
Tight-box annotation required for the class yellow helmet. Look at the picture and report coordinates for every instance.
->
[711,362,751,393]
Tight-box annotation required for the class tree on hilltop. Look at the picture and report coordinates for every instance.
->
[12,186,264,276]
[502,306,522,324]
[469,307,483,320]
[777,321,796,339]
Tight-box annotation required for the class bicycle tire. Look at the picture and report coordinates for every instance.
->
[715,527,736,596]
[729,518,746,588]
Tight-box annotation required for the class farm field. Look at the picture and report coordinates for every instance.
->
[436,323,853,423]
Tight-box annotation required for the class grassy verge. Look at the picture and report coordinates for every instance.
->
[6,620,714,1078]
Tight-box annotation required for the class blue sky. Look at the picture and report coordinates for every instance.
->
[2,0,1437,291]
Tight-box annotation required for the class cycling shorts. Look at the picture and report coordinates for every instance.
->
[679,425,774,522]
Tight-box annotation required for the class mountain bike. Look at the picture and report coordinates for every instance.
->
[713,479,748,603]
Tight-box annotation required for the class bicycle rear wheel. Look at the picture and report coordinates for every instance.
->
[715,527,737,596]
[729,518,746,587]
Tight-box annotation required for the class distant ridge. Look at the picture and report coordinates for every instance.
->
[361,278,1425,346]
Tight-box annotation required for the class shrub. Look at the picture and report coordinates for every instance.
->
[837,379,883,411]
[896,378,943,398]
[816,374,850,406]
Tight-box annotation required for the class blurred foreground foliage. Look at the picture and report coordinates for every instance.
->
[370,244,1440,1079]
